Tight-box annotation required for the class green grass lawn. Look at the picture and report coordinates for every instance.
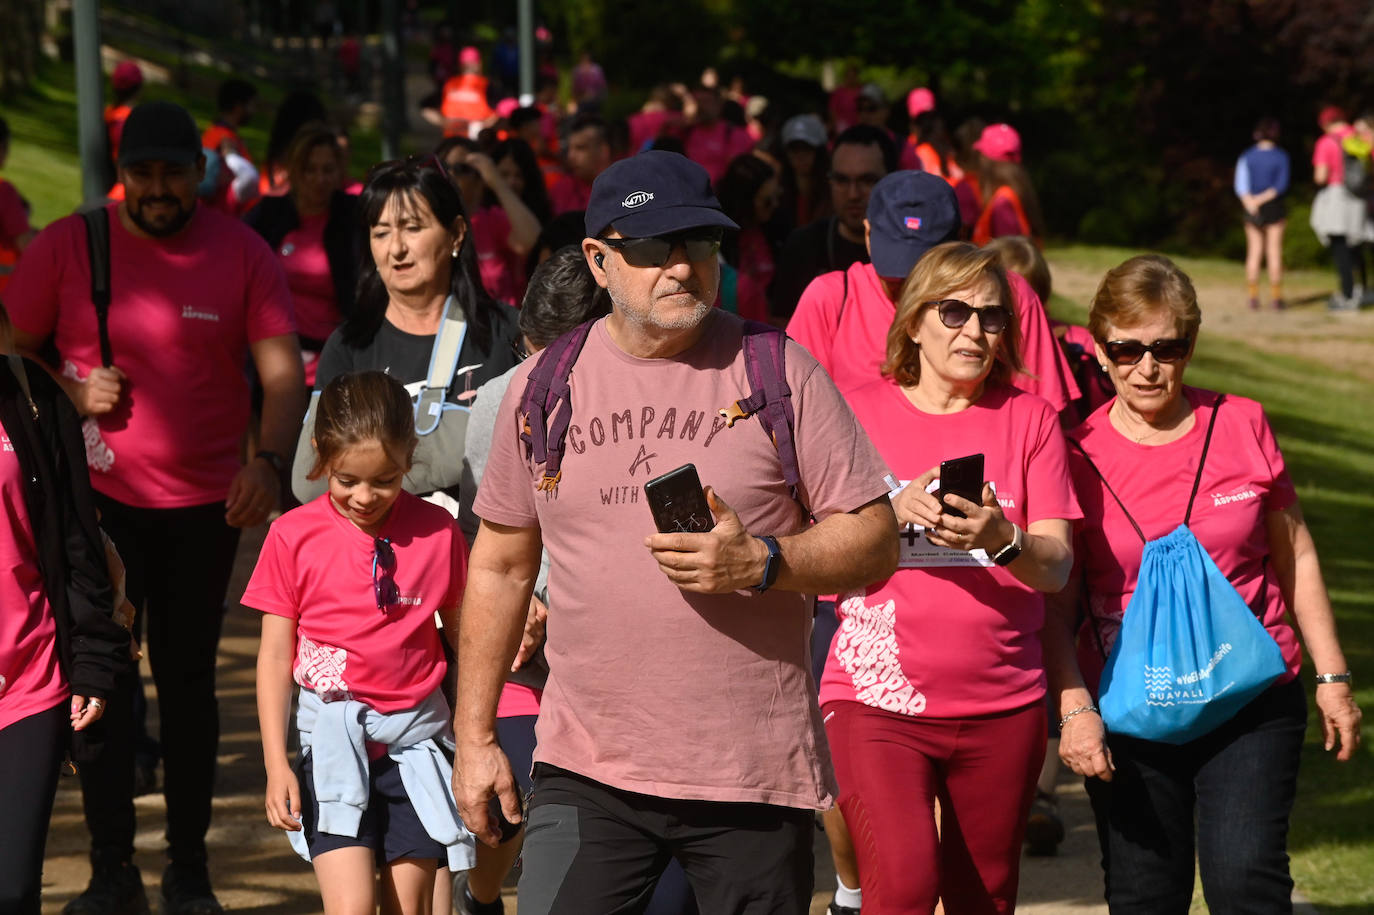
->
[1049,251,1374,913]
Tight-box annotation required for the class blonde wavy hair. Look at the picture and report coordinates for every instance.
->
[883,241,1022,387]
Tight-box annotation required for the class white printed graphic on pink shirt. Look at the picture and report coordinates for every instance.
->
[294,635,351,702]
[834,593,926,716]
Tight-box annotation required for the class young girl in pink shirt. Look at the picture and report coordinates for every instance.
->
[247,370,475,914]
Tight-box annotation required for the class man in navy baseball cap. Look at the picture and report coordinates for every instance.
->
[452,148,898,912]
[786,169,961,395]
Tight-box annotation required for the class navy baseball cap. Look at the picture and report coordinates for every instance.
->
[865,171,960,280]
[118,101,202,167]
[585,150,739,238]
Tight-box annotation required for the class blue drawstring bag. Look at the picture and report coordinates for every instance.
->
[1079,396,1286,744]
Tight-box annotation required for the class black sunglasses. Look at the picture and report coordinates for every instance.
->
[372,537,399,613]
[1103,338,1192,366]
[925,299,1012,335]
[598,229,724,268]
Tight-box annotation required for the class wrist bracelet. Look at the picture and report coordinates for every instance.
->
[1058,705,1099,729]
[1315,672,1353,685]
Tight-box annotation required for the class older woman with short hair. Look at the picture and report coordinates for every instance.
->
[1044,254,1362,914]
[820,241,1080,913]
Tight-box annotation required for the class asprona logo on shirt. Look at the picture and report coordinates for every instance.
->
[181,305,220,323]
[1212,487,1259,507]
[1,434,12,453]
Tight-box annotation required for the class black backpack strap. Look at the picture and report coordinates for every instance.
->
[80,208,113,367]
[1068,438,1146,544]
[718,321,808,515]
[1182,394,1226,528]
[518,319,596,492]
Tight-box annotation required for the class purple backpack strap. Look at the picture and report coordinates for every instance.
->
[719,321,807,512]
[518,320,596,492]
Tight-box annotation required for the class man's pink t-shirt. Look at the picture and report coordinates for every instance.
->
[628,110,684,153]
[787,262,1080,410]
[550,176,593,217]
[1067,388,1302,689]
[819,381,1081,719]
[473,312,892,809]
[470,205,525,307]
[1312,129,1352,187]
[0,431,67,730]
[5,204,296,508]
[684,121,754,184]
[829,87,860,135]
[242,491,466,713]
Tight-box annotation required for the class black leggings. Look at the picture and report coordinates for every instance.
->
[1329,235,1369,298]
[0,701,69,913]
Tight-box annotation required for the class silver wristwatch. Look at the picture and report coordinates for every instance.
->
[1314,672,1353,685]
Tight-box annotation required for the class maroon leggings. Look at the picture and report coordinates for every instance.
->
[824,699,1046,915]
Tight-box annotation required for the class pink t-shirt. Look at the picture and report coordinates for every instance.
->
[549,176,593,217]
[278,211,340,344]
[1067,388,1302,690]
[0,431,67,729]
[734,227,774,322]
[242,491,466,714]
[629,110,684,153]
[1312,129,1352,186]
[5,204,296,508]
[473,312,892,809]
[470,205,525,307]
[787,262,1080,410]
[819,381,1081,719]
[684,121,755,184]
[0,179,31,245]
[829,87,860,135]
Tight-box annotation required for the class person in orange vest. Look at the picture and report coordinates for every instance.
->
[201,79,257,164]
[971,123,1045,246]
[439,46,497,138]
[0,118,36,295]
[104,61,143,167]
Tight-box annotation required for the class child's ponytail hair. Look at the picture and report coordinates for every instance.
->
[308,371,417,480]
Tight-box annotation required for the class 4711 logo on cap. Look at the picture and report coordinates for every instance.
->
[623,191,655,208]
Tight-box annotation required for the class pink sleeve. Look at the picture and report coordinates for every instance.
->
[1312,135,1340,172]
[243,231,298,342]
[470,367,541,528]
[788,346,893,519]
[488,205,514,250]
[2,218,66,340]
[785,271,845,377]
[241,524,301,619]
[1252,404,1297,511]
[730,127,755,160]
[1022,397,1083,523]
[1006,271,1080,411]
[0,182,31,241]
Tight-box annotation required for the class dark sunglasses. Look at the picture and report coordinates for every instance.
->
[1103,337,1192,366]
[598,228,724,268]
[926,299,1012,335]
[372,537,399,613]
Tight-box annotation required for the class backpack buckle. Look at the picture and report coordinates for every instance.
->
[719,401,752,428]
[536,470,562,492]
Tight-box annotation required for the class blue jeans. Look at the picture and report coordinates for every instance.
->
[1085,678,1307,914]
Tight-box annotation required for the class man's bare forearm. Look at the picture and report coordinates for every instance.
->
[775,496,898,594]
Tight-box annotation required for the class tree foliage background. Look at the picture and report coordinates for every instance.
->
[542,0,1374,253]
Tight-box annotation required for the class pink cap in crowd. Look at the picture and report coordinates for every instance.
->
[496,97,520,119]
[459,46,482,68]
[1319,105,1347,128]
[907,87,936,118]
[112,60,143,92]
[973,123,1022,163]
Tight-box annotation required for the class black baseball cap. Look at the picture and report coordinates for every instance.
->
[117,101,202,168]
[585,150,739,238]
[865,170,961,280]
